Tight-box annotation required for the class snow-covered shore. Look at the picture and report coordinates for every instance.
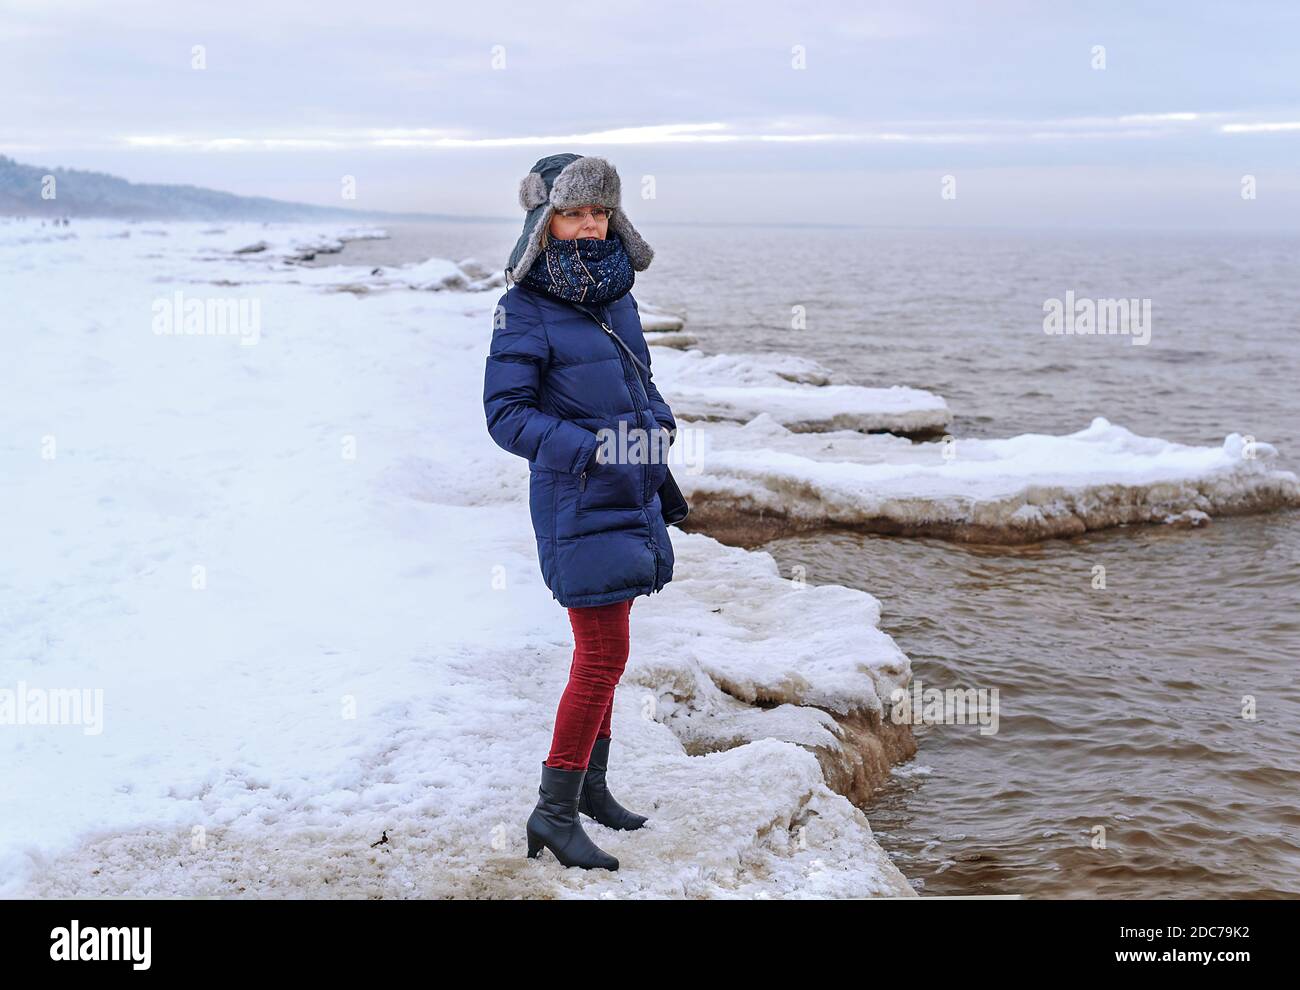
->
[0,220,916,898]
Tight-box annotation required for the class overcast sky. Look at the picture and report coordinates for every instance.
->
[4,0,1299,229]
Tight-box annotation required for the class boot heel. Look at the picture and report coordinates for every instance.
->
[526,829,545,859]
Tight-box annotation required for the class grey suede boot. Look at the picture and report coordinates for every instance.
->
[526,761,619,870]
[578,736,648,830]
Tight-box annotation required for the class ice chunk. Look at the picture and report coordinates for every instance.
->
[676,414,1300,542]
[651,348,952,436]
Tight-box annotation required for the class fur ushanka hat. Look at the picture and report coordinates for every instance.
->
[504,153,654,285]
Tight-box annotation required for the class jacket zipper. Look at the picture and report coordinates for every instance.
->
[593,305,650,505]
[586,303,664,591]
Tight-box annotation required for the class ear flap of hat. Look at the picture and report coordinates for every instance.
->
[519,171,549,210]
[608,211,654,271]
[505,204,554,283]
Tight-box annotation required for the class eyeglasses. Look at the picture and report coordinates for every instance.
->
[556,207,613,222]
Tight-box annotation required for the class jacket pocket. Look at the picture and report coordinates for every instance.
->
[578,456,642,512]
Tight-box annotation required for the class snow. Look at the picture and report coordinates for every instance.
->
[0,218,916,898]
[646,331,699,349]
[674,413,1300,542]
[636,303,685,332]
[364,256,506,292]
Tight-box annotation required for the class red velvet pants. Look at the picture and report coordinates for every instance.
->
[544,596,635,771]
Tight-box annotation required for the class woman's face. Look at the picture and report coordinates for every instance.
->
[548,203,610,241]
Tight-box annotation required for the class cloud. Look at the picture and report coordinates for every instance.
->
[109,111,1300,152]
[1221,121,1300,133]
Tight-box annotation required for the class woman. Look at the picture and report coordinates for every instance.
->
[482,153,678,871]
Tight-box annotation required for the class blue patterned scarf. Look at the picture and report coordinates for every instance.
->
[518,229,635,304]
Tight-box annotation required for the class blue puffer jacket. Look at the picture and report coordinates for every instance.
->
[483,284,677,608]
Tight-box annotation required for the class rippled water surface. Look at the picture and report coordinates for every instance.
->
[332,220,1300,897]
